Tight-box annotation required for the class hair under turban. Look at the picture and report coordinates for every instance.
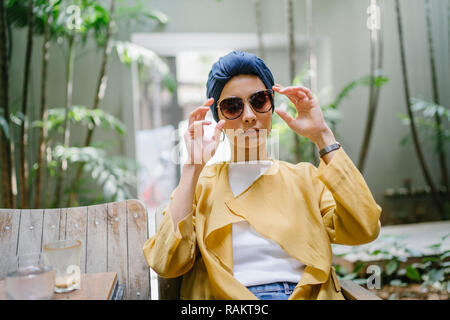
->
[206,50,275,122]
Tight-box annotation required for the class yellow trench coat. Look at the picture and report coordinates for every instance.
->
[143,147,381,300]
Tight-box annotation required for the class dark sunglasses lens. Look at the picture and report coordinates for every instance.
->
[220,98,243,119]
[249,91,272,112]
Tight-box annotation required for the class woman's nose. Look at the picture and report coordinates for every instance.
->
[241,102,256,123]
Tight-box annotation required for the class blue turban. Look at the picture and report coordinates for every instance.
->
[206,50,275,122]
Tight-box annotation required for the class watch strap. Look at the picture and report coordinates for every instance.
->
[319,141,341,157]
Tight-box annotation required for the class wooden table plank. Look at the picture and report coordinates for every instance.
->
[0,272,118,300]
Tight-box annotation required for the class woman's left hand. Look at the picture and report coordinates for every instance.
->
[272,83,335,149]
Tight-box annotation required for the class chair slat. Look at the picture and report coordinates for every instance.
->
[42,209,61,246]
[86,203,108,273]
[17,209,44,255]
[107,201,128,298]
[59,208,67,240]
[0,209,21,278]
[340,279,382,300]
[126,200,149,300]
[65,207,88,273]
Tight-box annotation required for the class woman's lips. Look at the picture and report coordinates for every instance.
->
[241,129,261,139]
[242,129,260,135]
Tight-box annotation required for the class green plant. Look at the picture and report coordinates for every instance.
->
[333,233,450,294]
[413,234,450,292]
[394,0,446,218]
[398,97,450,153]
[2,0,172,209]
[397,97,450,218]
[51,145,141,206]
[35,105,140,206]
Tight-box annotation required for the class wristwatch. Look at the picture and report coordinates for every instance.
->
[319,141,341,157]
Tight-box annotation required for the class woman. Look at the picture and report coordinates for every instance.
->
[143,51,381,300]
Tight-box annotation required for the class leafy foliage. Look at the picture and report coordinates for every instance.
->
[398,97,450,154]
[333,233,450,294]
[114,0,169,25]
[35,105,125,135]
[3,0,172,208]
[51,145,141,205]
[113,40,176,93]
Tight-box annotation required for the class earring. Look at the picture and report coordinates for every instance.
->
[221,129,226,142]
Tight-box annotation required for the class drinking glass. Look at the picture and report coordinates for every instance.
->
[42,239,82,293]
[4,253,55,300]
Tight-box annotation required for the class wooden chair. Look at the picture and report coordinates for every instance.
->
[0,199,150,300]
[154,202,382,300]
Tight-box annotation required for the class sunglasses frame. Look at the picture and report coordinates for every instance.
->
[217,89,275,120]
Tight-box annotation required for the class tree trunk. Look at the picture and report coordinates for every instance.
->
[34,10,51,209]
[0,0,13,208]
[53,34,75,208]
[67,0,115,207]
[358,0,384,173]
[18,0,33,209]
[395,0,445,217]
[424,0,449,194]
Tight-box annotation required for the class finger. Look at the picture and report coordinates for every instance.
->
[194,107,211,122]
[212,120,226,142]
[281,91,306,107]
[280,86,314,100]
[189,108,207,125]
[275,86,307,98]
[188,120,211,138]
[189,99,214,125]
[272,84,284,92]
[204,97,214,106]
[189,120,211,131]
[273,83,283,89]
[286,95,298,106]
[193,120,208,144]
[274,108,294,127]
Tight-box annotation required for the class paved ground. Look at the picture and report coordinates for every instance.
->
[332,220,450,262]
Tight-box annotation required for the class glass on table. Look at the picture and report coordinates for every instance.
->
[42,239,82,293]
[4,252,55,300]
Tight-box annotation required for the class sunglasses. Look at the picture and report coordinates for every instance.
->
[217,89,274,120]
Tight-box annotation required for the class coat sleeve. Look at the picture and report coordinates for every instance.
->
[142,185,198,278]
[315,147,382,245]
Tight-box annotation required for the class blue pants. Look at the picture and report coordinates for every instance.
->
[247,282,297,300]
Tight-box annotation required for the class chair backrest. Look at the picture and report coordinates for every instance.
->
[0,199,150,300]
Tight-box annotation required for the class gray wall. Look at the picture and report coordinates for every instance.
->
[7,0,450,214]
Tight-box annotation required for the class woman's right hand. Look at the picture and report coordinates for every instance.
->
[184,98,226,167]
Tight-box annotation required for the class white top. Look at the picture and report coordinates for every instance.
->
[228,159,305,287]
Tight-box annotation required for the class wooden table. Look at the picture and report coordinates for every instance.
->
[0,272,123,300]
